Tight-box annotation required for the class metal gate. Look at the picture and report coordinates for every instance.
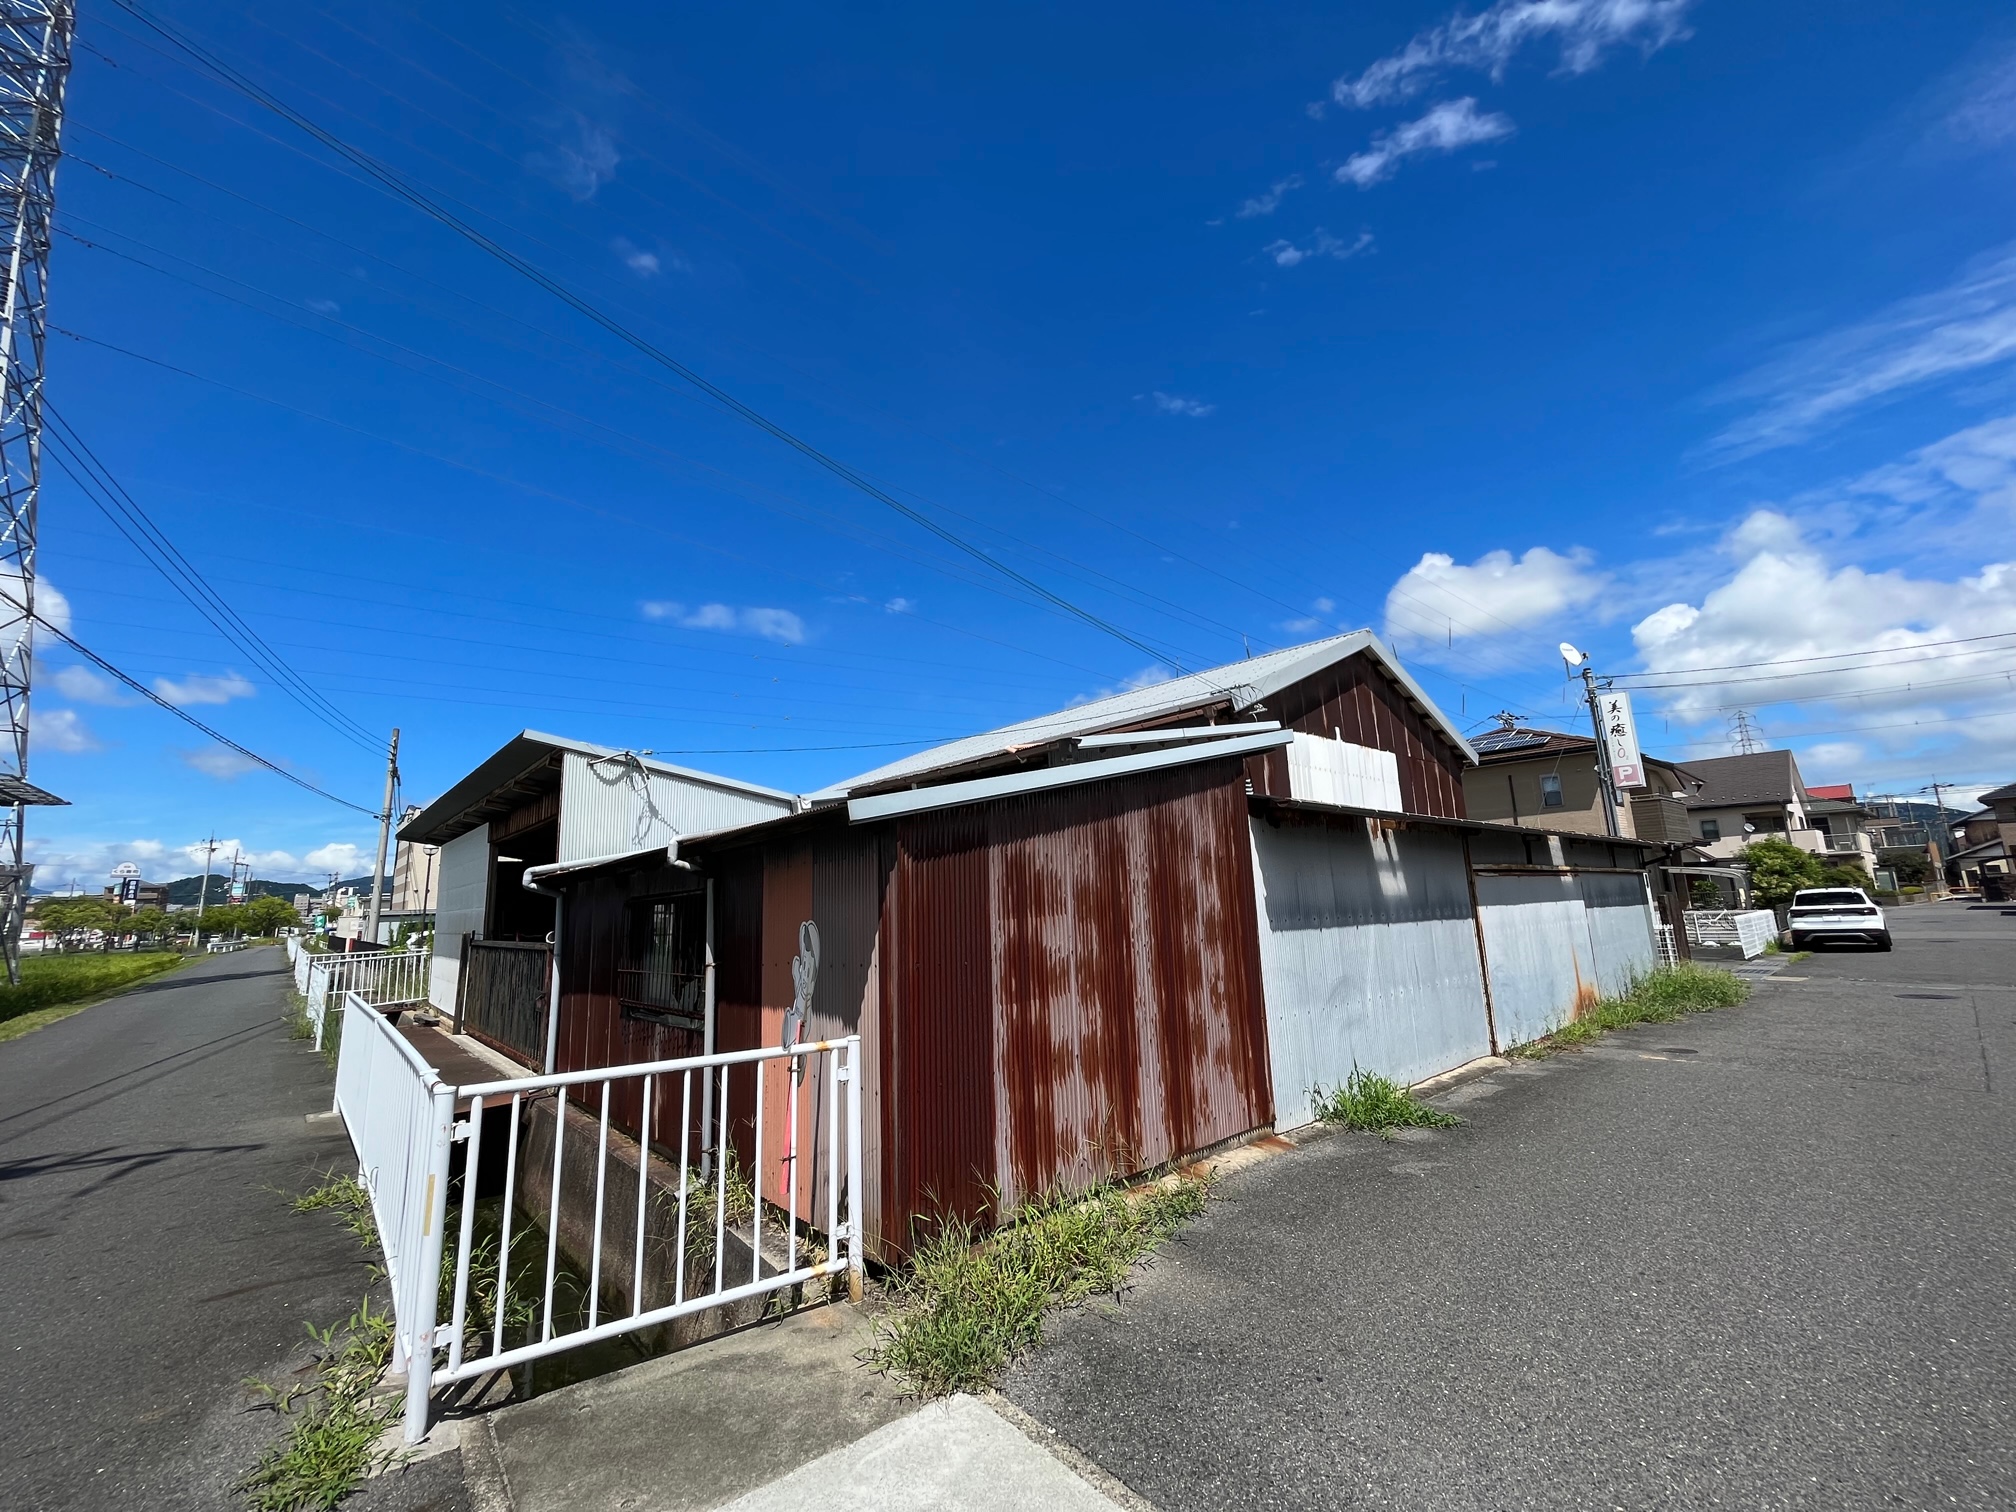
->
[456,937,551,1066]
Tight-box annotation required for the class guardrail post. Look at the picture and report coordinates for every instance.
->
[404,1080,455,1444]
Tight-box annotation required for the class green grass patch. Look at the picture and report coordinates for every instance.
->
[293,1170,378,1248]
[869,1174,1211,1397]
[1313,1066,1461,1137]
[1509,963,1750,1059]
[0,951,184,1031]
[239,1299,400,1511]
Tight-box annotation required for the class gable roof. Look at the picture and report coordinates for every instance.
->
[1980,781,2016,806]
[399,730,798,846]
[1679,750,1806,810]
[810,631,1474,800]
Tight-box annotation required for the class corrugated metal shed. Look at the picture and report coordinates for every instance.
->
[1474,872,1598,1046]
[877,757,1272,1248]
[1249,811,1492,1128]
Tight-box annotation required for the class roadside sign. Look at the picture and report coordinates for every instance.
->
[111,862,140,878]
[230,881,247,901]
[119,877,141,904]
[1599,689,1646,789]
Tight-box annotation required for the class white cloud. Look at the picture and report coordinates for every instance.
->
[0,574,67,632]
[33,708,99,754]
[884,597,915,613]
[1264,228,1374,267]
[1385,545,1608,646]
[24,835,374,890]
[1848,411,2016,513]
[51,665,127,705]
[1629,514,2016,766]
[616,237,665,276]
[1068,664,1175,708]
[306,297,341,316]
[153,671,256,707]
[1708,245,2016,458]
[1336,98,1515,188]
[528,112,620,200]
[1235,174,1304,219]
[1330,0,1695,110]
[1151,392,1216,418]
[641,601,807,644]
[182,747,262,779]
[1944,43,2016,148]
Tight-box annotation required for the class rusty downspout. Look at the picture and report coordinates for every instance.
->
[1461,831,1500,1055]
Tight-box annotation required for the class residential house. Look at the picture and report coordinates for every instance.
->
[1949,781,2015,897]
[1681,752,1877,873]
[518,632,1669,1260]
[396,732,800,1062]
[1460,724,1701,842]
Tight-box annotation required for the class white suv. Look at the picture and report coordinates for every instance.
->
[1786,888,1891,952]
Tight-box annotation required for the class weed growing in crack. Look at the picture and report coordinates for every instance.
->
[1314,1067,1461,1137]
[238,1299,400,1511]
[1508,963,1750,1059]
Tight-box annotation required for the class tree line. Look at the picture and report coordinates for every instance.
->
[29,894,302,949]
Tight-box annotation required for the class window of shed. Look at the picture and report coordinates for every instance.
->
[1700,819,1721,841]
[1540,773,1564,808]
[619,894,706,1028]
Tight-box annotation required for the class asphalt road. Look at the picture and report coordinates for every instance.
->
[1006,899,2016,1510]
[0,947,465,1511]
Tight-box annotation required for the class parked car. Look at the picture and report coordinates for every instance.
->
[1786,888,1891,951]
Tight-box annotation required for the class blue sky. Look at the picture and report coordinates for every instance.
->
[29,0,2016,885]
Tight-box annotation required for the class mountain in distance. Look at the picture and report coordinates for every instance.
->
[156,874,384,906]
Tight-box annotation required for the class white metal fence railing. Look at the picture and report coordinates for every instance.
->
[1654,921,1678,967]
[304,950,431,1050]
[332,993,864,1443]
[1682,909,1778,959]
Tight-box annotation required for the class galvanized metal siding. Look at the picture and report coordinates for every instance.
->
[1248,651,1469,818]
[427,824,490,1012]
[1580,872,1657,997]
[881,759,1270,1250]
[1475,873,1600,1047]
[556,751,795,862]
[1249,813,1491,1128]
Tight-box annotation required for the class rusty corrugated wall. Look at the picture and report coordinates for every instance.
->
[878,756,1272,1251]
[1246,649,1469,819]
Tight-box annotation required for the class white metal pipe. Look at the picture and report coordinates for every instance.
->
[750,1059,764,1287]
[700,877,715,1178]
[713,1064,728,1297]
[589,1082,611,1328]
[454,1038,844,1100]
[825,1048,839,1249]
[674,1069,691,1309]
[541,1088,566,1343]
[632,1073,651,1319]
[845,1040,864,1302]
[447,1094,483,1376]
[492,1093,521,1361]
[403,1080,454,1443]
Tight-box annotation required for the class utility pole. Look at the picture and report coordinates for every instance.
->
[364,727,399,947]
[0,3,74,986]
[192,832,219,944]
[1560,645,1622,838]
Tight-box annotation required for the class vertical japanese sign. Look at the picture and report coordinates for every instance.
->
[1600,689,1646,789]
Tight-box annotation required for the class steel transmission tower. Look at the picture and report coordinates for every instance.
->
[0,2,73,983]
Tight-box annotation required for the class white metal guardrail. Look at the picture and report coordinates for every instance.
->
[332,992,863,1442]
[1654,922,1678,968]
[304,951,431,1049]
[1683,909,1778,959]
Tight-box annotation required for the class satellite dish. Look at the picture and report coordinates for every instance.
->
[1558,642,1586,667]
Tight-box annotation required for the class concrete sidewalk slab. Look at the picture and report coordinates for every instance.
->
[719,1395,1125,1512]
[482,1303,914,1512]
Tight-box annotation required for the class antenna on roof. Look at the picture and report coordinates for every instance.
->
[1489,710,1525,733]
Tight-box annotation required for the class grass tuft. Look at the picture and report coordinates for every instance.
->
[0,951,184,1035]
[239,1299,400,1511]
[1313,1066,1461,1137]
[1509,962,1749,1059]
[869,1174,1210,1397]
[293,1170,377,1247]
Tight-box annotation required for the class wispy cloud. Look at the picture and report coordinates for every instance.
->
[1944,41,2016,148]
[1708,245,2016,458]
[1849,411,2016,511]
[1330,0,1696,110]
[1235,173,1304,219]
[1263,228,1374,267]
[34,708,99,754]
[153,671,255,707]
[613,237,660,276]
[1151,392,1216,418]
[182,747,262,779]
[1336,98,1514,187]
[642,601,807,644]
[528,112,620,201]
[305,297,341,316]
[51,665,128,705]
[1385,545,1608,656]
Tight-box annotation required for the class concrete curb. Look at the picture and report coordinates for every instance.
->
[461,1414,515,1512]
[980,1391,1161,1512]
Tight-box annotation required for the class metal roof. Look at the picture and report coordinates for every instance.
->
[1979,781,2016,806]
[398,730,798,846]
[0,773,66,806]
[810,631,1475,800]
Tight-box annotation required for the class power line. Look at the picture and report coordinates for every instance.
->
[25,612,376,815]
[41,403,380,750]
[106,0,1191,675]
[1612,632,2016,680]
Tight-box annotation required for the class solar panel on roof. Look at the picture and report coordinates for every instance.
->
[1473,731,1549,754]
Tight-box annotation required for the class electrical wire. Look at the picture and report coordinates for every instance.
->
[105,0,1193,674]
[25,614,377,815]
[1610,632,2016,680]
[40,404,381,751]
